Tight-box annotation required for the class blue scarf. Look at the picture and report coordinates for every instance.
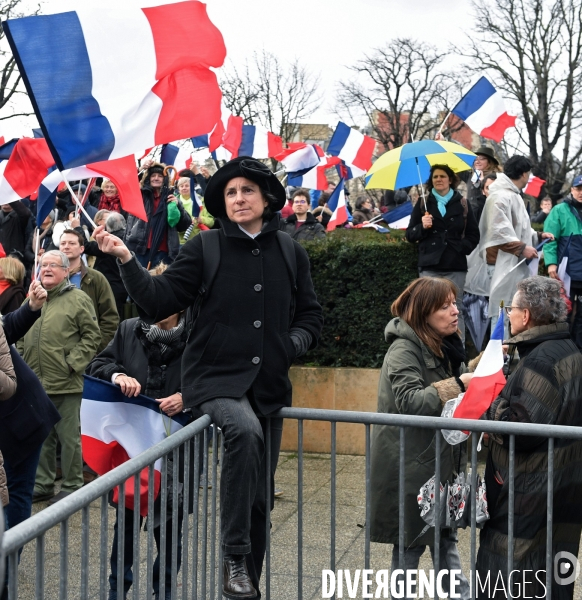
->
[433,189,454,216]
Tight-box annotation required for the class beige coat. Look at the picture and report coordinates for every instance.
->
[0,321,17,506]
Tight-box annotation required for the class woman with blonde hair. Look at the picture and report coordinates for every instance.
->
[175,176,214,244]
[0,257,25,314]
[370,277,473,600]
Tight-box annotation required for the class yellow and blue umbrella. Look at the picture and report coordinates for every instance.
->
[365,140,477,190]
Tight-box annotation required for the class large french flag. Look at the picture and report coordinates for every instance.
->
[0,138,55,204]
[4,1,226,170]
[238,125,283,159]
[327,122,375,173]
[288,153,341,191]
[326,179,350,231]
[160,142,193,172]
[36,155,146,226]
[276,143,323,173]
[453,312,506,420]
[451,77,517,143]
[81,376,189,516]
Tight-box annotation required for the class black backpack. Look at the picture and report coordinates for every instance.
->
[185,229,298,337]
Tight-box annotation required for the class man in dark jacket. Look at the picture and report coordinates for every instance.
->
[279,188,326,241]
[0,200,32,259]
[95,156,323,600]
[124,163,191,267]
[531,197,552,224]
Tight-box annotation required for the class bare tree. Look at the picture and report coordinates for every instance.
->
[336,39,465,151]
[0,0,40,122]
[219,61,261,123]
[462,0,582,195]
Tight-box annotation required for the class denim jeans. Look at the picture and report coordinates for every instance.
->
[391,534,470,600]
[109,506,182,597]
[199,395,283,597]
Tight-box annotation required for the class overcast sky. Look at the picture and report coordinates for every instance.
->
[1,0,475,139]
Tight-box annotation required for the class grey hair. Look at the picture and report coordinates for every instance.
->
[105,212,126,233]
[515,276,567,325]
[42,250,70,269]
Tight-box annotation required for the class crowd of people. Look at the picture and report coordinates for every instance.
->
[0,147,582,600]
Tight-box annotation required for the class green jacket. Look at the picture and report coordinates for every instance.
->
[178,197,214,244]
[79,263,119,352]
[370,317,464,546]
[18,280,101,395]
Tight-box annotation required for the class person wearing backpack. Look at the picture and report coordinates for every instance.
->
[95,156,323,600]
[406,164,480,343]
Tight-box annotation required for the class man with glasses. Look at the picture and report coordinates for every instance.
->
[543,174,582,348]
[18,250,100,505]
[279,188,326,241]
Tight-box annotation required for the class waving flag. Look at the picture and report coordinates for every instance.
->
[557,235,572,297]
[81,376,189,516]
[160,142,193,172]
[288,154,341,191]
[381,201,413,229]
[524,174,546,197]
[237,125,283,159]
[0,138,55,204]
[326,179,350,231]
[328,122,375,173]
[37,155,146,226]
[0,139,18,161]
[453,312,506,421]
[4,1,226,170]
[451,77,516,143]
[276,143,322,173]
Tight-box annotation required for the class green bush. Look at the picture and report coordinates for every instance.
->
[299,229,418,368]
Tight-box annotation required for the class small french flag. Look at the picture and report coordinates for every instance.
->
[237,125,283,159]
[276,143,323,173]
[288,153,341,191]
[327,122,375,173]
[81,376,189,516]
[453,311,506,421]
[160,142,193,172]
[326,179,350,231]
[523,174,546,197]
[451,77,516,143]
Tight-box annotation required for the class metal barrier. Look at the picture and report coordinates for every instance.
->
[3,408,582,599]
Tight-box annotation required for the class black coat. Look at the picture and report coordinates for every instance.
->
[406,191,480,272]
[0,303,61,467]
[119,215,323,414]
[81,229,127,299]
[279,213,326,241]
[0,201,32,257]
[0,283,25,315]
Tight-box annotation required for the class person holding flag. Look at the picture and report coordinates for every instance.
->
[543,174,582,348]
[476,276,582,599]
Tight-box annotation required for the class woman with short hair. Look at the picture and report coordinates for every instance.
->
[477,276,582,599]
[370,277,472,600]
[0,257,25,314]
[406,164,480,342]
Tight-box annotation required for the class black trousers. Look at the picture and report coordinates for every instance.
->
[199,395,283,597]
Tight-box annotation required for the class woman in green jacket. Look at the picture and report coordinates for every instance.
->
[370,277,473,599]
[176,177,214,244]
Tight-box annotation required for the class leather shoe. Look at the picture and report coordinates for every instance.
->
[47,490,72,505]
[32,491,54,503]
[222,554,257,599]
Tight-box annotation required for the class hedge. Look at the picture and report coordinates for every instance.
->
[298,229,418,368]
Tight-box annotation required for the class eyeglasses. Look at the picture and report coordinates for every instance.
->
[293,200,308,205]
[40,263,66,270]
[504,306,523,315]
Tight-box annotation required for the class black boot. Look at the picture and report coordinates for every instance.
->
[222,554,257,599]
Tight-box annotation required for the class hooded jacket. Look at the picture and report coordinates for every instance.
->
[279,212,326,241]
[477,322,582,599]
[118,214,323,414]
[18,279,101,394]
[406,190,479,272]
[543,194,582,283]
[124,163,192,261]
[370,317,465,546]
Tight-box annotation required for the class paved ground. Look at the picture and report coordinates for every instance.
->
[10,450,582,599]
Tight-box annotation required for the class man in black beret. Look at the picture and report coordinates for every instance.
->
[95,156,323,599]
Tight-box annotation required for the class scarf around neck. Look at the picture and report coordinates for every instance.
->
[433,189,454,217]
[140,315,185,357]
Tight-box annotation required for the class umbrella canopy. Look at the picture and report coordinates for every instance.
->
[365,140,477,190]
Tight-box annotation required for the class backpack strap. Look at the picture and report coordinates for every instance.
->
[276,231,298,325]
[185,229,221,338]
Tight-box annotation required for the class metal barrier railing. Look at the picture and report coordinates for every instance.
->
[3,408,582,599]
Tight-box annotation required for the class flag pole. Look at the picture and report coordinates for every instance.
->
[437,111,452,138]
[33,226,40,281]
[61,175,97,229]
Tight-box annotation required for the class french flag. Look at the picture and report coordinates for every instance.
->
[81,376,189,516]
[160,142,192,172]
[327,122,375,173]
[4,1,226,170]
[453,312,506,421]
[276,143,323,173]
[288,153,341,191]
[0,138,55,204]
[36,155,146,227]
[238,125,283,159]
[524,174,546,197]
[451,77,517,143]
[381,201,413,229]
[326,179,350,231]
